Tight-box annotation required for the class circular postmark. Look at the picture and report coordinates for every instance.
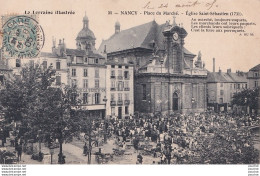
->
[2,15,45,58]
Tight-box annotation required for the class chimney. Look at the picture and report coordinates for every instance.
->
[62,38,66,56]
[237,70,243,76]
[58,39,62,46]
[104,45,107,54]
[218,67,221,74]
[213,58,215,73]
[57,39,66,56]
[52,37,56,54]
[227,68,231,74]
[52,36,56,48]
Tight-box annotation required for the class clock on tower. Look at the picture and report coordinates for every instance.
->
[173,32,179,41]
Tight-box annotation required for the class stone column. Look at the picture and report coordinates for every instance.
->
[165,35,172,74]
[179,37,185,73]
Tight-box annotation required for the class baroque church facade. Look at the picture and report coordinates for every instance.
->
[99,18,207,114]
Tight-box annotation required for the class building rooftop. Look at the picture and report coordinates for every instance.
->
[41,49,104,58]
[228,72,248,82]
[66,49,86,56]
[207,71,248,83]
[98,20,195,56]
[106,60,134,66]
[249,64,260,71]
[207,72,228,83]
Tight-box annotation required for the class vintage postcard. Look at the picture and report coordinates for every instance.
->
[0,0,259,175]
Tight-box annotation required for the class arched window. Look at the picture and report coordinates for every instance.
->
[172,92,178,111]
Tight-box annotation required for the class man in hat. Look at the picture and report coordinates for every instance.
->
[137,153,143,164]
[83,143,88,156]
[17,144,22,161]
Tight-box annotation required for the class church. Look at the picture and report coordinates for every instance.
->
[98,18,207,114]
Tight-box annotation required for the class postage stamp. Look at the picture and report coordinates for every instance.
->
[1,15,44,58]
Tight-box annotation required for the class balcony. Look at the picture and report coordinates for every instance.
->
[110,101,116,106]
[110,87,116,91]
[124,100,130,105]
[110,75,116,79]
[117,76,123,80]
[124,87,130,91]
[117,100,123,106]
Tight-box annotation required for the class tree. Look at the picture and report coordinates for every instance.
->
[0,63,82,163]
[231,87,259,113]
[0,63,56,135]
[22,67,81,164]
[30,85,82,164]
[77,110,98,164]
[188,124,259,164]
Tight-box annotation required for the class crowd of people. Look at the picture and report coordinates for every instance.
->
[1,110,259,164]
[91,111,259,164]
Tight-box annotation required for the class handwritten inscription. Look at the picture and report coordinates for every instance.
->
[175,0,201,8]
[205,0,217,10]
[143,1,169,9]
[143,0,218,10]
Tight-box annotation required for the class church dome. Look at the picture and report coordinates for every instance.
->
[76,14,96,40]
[77,28,96,39]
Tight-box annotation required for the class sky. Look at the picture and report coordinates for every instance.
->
[1,0,260,72]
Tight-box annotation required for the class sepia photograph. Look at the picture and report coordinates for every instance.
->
[0,0,259,175]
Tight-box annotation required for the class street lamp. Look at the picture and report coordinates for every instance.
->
[79,106,94,164]
[244,97,248,114]
[81,108,96,165]
[103,96,108,143]
[49,146,54,164]
[37,130,42,153]
[103,96,107,119]
[37,129,44,162]
[58,126,68,164]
